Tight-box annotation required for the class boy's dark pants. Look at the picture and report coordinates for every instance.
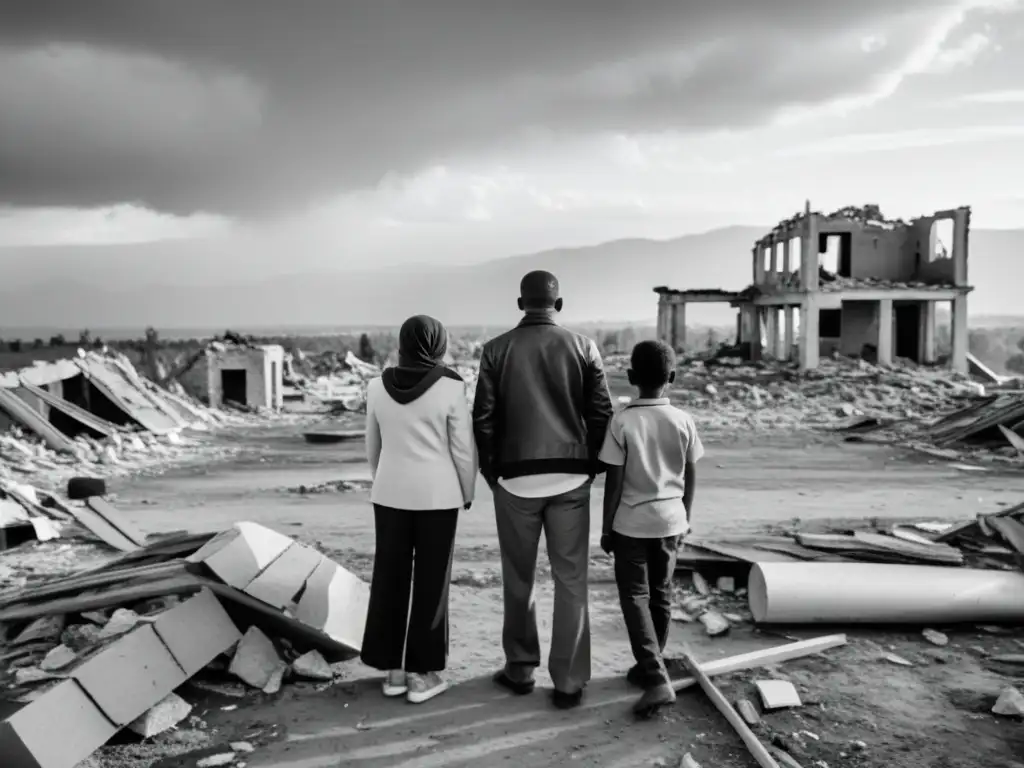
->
[612,532,682,689]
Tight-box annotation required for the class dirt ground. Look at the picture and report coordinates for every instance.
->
[72,413,1024,768]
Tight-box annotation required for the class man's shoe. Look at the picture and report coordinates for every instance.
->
[632,682,677,719]
[626,665,645,688]
[551,688,584,710]
[493,669,535,696]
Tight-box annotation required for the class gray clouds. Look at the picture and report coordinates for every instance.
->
[0,0,1000,216]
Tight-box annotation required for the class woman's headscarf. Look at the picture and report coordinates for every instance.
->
[380,315,463,404]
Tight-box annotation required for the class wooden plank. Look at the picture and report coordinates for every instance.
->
[0,572,206,622]
[681,647,781,768]
[0,561,186,609]
[84,498,147,548]
[672,634,847,694]
[67,504,140,553]
[852,531,964,565]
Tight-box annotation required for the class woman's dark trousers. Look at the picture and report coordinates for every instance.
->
[360,505,459,674]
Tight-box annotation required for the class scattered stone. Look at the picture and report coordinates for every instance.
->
[39,644,77,671]
[736,698,761,726]
[992,687,1024,717]
[850,740,868,752]
[197,753,236,768]
[670,608,694,623]
[699,611,730,637]
[882,652,913,666]
[262,665,286,695]
[922,629,948,647]
[230,742,255,753]
[723,612,745,623]
[680,595,706,614]
[229,626,284,689]
[13,615,65,646]
[128,693,193,738]
[80,611,109,626]
[716,576,735,593]
[61,623,101,652]
[680,754,701,768]
[97,608,142,639]
[754,680,802,710]
[292,650,333,681]
[691,572,711,596]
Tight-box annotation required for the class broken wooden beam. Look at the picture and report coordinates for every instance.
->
[672,634,847,693]
[681,646,780,768]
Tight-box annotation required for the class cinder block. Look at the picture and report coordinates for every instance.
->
[71,624,187,726]
[295,558,370,652]
[0,679,118,768]
[243,543,325,609]
[151,588,241,676]
[187,522,294,589]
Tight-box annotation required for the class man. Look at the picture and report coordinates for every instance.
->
[473,270,613,709]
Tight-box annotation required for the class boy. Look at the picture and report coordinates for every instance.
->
[598,339,704,717]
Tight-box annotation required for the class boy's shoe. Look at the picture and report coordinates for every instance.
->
[627,658,688,688]
[551,687,584,710]
[632,682,677,719]
[406,672,449,704]
[382,670,408,697]
[493,669,535,695]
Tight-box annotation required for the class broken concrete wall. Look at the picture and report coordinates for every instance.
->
[846,228,909,281]
[839,301,879,357]
[911,210,968,286]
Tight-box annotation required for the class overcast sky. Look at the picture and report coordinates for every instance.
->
[0,0,1022,269]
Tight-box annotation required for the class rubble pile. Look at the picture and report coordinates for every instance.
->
[629,356,980,429]
[0,503,370,768]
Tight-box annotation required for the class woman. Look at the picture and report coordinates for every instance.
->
[361,315,477,704]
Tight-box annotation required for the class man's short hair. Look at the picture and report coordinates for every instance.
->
[520,270,559,308]
[630,340,675,389]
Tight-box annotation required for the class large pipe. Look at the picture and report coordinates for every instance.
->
[749,562,1024,624]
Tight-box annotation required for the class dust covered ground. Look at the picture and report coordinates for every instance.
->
[76,411,1024,768]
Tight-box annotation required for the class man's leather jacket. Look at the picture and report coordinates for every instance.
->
[472,313,613,483]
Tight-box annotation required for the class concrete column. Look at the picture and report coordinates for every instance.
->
[657,298,671,344]
[877,299,894,366]
[799,216,820,292]
[783,306,795,361]
[919,301,936,364]
[753,244,765,284]
[952,208,970,287]
[799,296,819,370]
[782,238,792,274]
[765,309,778,360]
[671,302,687,352]
[951,294,968,374]
[768,241,778,285]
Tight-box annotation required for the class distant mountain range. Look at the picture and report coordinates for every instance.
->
[0,225,1021,332]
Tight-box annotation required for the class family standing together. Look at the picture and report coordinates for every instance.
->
[360,270,703,717]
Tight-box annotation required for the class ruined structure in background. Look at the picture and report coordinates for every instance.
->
[206,343,285,411]
[655,203,973,373]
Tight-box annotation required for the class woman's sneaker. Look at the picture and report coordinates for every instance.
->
[382,670,408,697]
[406,672,449,704]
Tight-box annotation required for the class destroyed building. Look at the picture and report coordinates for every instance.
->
[206,344,285,411]
[654,204,972,373]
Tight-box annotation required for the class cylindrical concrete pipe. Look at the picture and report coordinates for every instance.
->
[748,562,1024,624]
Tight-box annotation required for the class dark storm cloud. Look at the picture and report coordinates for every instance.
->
[0,0,972,216]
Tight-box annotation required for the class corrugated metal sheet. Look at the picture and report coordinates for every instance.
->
[17,381,118,438]
[0,389,76,453]
[76,359,179,434]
